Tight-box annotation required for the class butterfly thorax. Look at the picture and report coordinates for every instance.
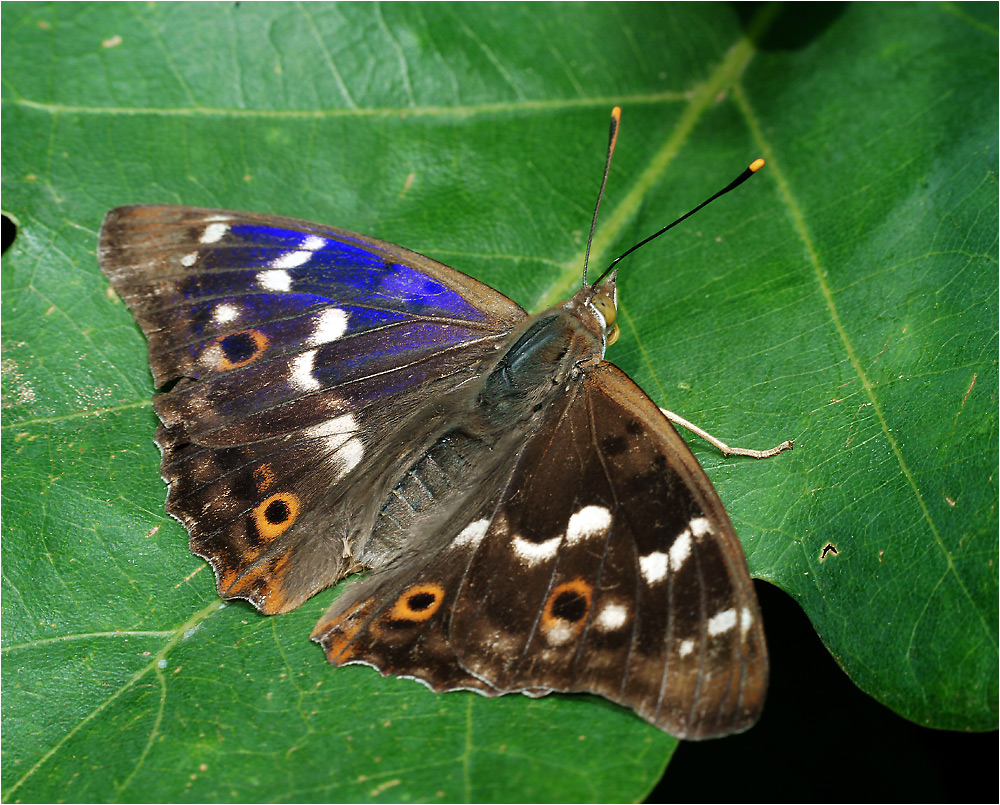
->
[474,297,606,424]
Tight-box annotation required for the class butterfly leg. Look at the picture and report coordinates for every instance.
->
[659,409,794,459]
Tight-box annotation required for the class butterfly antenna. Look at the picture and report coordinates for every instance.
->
[592,158,766,287]
[582,106,621,286]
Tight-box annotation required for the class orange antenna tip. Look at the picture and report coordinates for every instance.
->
[593,157,765,285]
[608,108,621,152]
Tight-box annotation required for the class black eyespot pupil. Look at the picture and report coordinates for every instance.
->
[264,499,290,524]
[221,332,257,363]
[551,591,587,622]
[407,592,436,611]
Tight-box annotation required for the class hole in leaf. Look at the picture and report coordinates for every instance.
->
[1,214,16,254]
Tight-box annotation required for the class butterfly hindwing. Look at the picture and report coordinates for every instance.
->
[310,348,766,738]
[99,205,525,613]
[447,362,766,739]
[309,512,502,695]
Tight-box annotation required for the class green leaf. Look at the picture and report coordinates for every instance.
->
[2,2,996,802]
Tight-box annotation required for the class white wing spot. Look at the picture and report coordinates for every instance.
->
[668,528,692,570]
[304,414,363,480]
[565,504,612,544]
[707,608,738,636]
[308,308,349,345]
[200,223,228,243]
[180,252,198,267]
[301,234,326,251]
[213,304,239,324]
[542,621,575,646]
[455,519,490,548]
[271,249,311,269]
[679,639,695,658]
[258,269,293,291]
[690,517,712,538]
[741,607,754,633]
[290,349,321,391]
[595,603,628,631]
[512,535,560,565]
[303,414,356,442]
[335,437,364,480]
[639,551,668,584]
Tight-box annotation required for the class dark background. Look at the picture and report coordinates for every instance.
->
[651,580,998,803]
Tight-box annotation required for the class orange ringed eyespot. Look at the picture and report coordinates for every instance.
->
[214,329,269,370]
[389,583,445,622]
[252,491,300,540]
[542,578,593,626]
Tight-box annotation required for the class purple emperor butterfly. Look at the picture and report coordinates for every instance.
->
[99,109,788,739]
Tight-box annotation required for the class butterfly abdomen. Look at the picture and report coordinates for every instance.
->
[365,431,489,562]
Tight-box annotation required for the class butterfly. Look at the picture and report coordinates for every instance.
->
[98,108,788,740]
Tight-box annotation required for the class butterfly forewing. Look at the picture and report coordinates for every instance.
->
[99,205,525,614]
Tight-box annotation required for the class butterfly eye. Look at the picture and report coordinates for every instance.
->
[591,292,617,327]
[590,293,619,345]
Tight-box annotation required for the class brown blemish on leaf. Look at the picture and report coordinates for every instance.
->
[370,779,401,797]
[962,372,977,408]
[399,172,416,198]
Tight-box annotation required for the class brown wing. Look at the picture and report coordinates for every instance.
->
[447,361,767,738]
[312,359,766,738]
